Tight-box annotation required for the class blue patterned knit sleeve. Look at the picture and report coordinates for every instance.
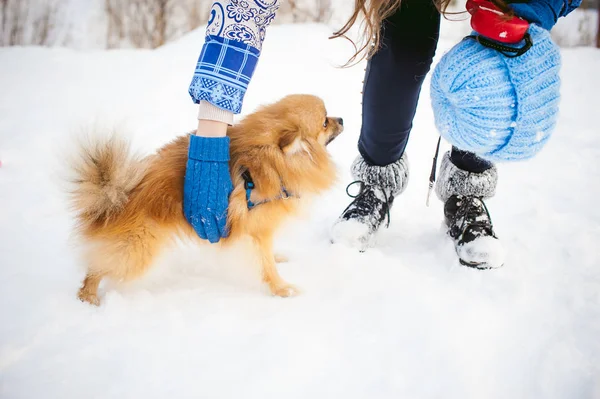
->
[189,1,280,114]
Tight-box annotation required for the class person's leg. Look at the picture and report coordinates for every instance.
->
[358,0,440,167]
[449,147,493,173]
[332,0,440,251]
[436,148,504,269]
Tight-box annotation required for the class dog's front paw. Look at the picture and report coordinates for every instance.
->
[78,289,100,306]
[270,283,300,298]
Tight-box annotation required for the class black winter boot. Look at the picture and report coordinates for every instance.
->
[436,152,504,269]
[331,154,409,252]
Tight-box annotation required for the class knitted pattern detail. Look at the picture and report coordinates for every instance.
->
[351,153,410,198]
[183,135,233,243]
[430,24,561,162]
[435,152,498,202]
[188,1,280,114]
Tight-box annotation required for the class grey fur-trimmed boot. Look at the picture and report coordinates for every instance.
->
[331,154,409,252]
[435,152,504,269]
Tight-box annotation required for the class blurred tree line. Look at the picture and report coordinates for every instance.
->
[1,0,598,48]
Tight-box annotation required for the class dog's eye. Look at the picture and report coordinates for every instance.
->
[323,118,328,128]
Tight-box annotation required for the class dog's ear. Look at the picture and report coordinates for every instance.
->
[278,129,303,155]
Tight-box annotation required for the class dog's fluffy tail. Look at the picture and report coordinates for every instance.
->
[68,134,148,231]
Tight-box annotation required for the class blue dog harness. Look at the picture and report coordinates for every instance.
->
[241,170,295,209]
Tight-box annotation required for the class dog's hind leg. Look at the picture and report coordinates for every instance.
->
[78,221,171,305]
[252,235,299,298]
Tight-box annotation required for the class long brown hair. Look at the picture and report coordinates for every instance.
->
[330,0,512,66]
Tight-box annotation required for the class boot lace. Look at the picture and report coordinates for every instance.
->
[455,196,495,238]
[345,181,391,228]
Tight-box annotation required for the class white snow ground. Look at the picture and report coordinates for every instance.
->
[1,24,599,399]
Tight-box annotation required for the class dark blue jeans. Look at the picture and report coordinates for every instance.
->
[358,0,493,174]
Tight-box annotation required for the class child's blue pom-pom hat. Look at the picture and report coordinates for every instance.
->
[430,24,561,162]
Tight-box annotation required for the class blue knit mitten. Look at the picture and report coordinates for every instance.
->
[509,0,582,30]
[183,135,233,243]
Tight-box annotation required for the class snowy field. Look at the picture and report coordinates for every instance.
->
[1,23,600,399]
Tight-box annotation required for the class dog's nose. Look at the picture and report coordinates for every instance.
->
[337,117,344,126]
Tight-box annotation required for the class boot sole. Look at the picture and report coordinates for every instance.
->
[458,258,504,270]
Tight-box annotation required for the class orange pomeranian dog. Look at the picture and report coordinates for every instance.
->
[68,95,343,305]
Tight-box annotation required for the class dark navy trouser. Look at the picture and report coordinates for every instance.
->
[358,0,493,174]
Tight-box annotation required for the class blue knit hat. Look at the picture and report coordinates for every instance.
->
[430,24,561,162]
